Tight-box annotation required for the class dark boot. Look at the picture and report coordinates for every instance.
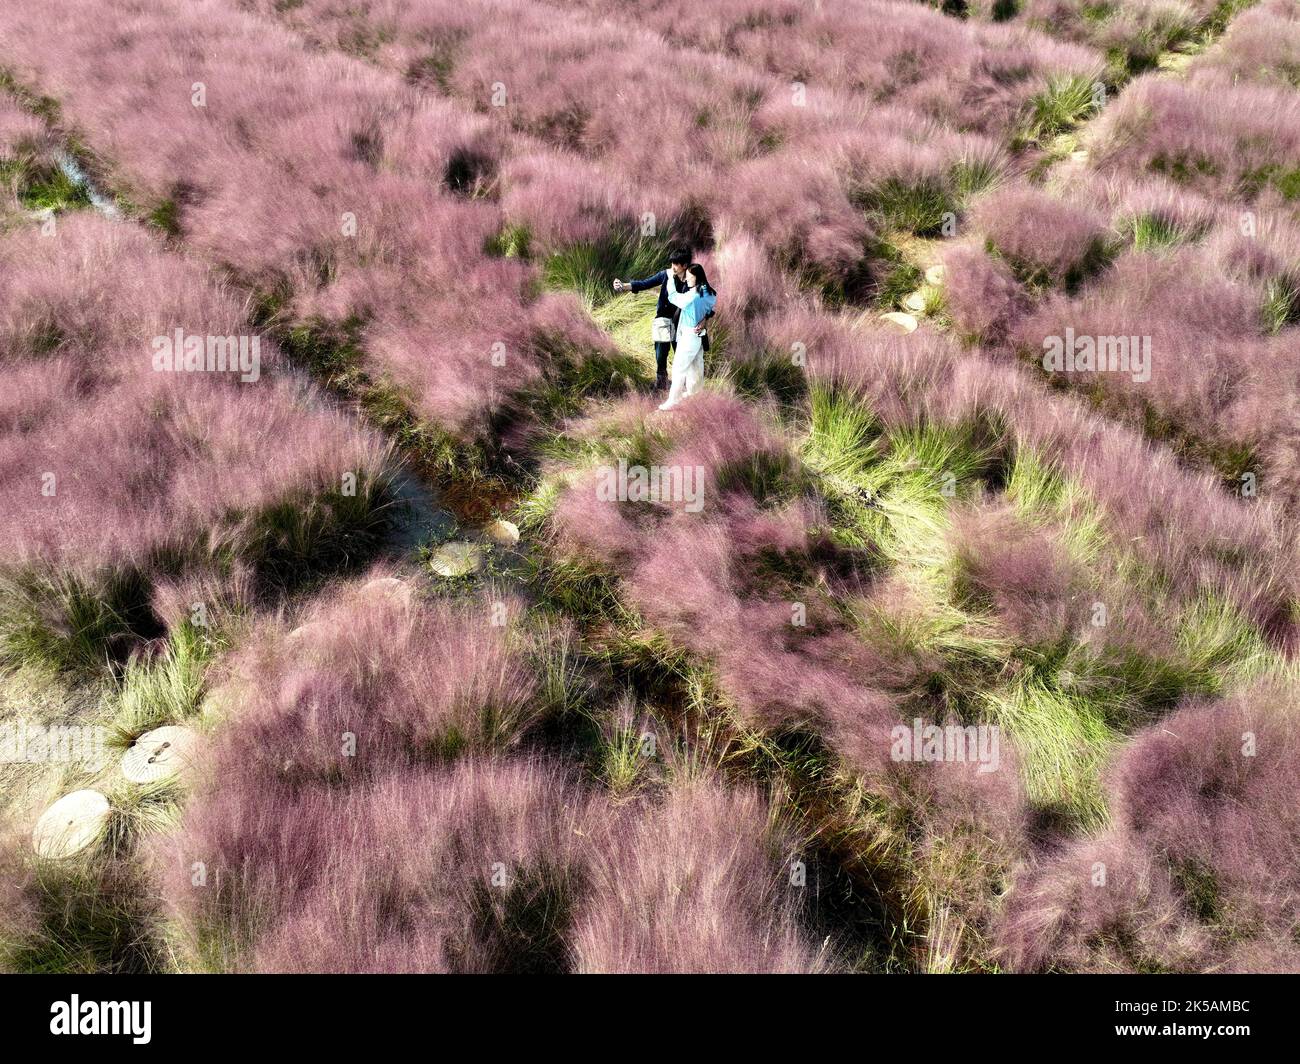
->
[653,372,669,392]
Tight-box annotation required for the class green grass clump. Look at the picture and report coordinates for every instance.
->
[1262,274,1300,334]
[590,288,658,370]
[485,222,532,259]
[982,674,1117,828]
[861,176,956,238]
[0,154,91,214]
[543,232,671,309]
[1016,75,1103,148]
[0,569,157,678]
[873,252,925,311]
[108,622,216,747]
[718,352,808,407]
[1120,211,1206,252]
[1,854,165,974]
[231,474,397,595]
[1274,167,1300,201]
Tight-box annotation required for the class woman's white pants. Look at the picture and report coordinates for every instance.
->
[660,343,703,410]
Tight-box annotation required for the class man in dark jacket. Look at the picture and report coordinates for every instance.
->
[613,248,713,392]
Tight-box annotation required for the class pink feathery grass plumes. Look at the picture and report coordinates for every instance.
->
[0,213,390,580]
[573,781,833,973]
[204,573,540,788]
[998,683,1300,973]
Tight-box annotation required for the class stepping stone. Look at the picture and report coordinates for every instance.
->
[359,576,412,608]
[286,621,326,646]
[121,726,200,785]
[482,519,520,546]
[32,790,110,859]
[904,291,927,313]
[429,540,482,577]
[925,264,945,286]
[879,312,918,334]
[1069,149,1088,163]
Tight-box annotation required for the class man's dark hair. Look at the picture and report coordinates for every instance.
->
[668,248,691,267]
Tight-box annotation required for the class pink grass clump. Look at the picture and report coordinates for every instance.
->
[999,683,1300,973]
[204,573,539,788]
[159,757,589,973]
[715,154,873,288]
[1188,0,1300,91]
[941,244,1031,345]
[948,503,1082,648]
[974,185,1111,288]
[0,213,390,579]
[573,781,833,973]
[0,98,42,154]
[1090,75,1300,210]
[0,0,619,440]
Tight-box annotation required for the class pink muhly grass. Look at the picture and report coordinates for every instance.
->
[1010,242,1298,502]
[554,0,1103,136]
[246,760,589,973]
[708,232,788,326]
[149,565,256,637]
[0,98,42,153]
[713,153,872,286]
[157,757,589,973]
[974,185,1112,289]
[0,0,618,438]
[572,781,834,973]
[1089,75,1300,209]
[1189,0,1300,91]
[205,573,540,789]
[785,312,1297,637]
[0,829,41,967]
[498,151,649,254]
[948,503,1082,648]
[998,683,1300,973]
[0,214,390,578]
[941,244,1031,346]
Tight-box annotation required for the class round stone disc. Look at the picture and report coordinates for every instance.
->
[286,621,326,645]
[121,726,200,784]
[483,519,520,547]
[32,789,110,859]
[879,312,919,334]
[360,576,412,607]
[429,541,483,577]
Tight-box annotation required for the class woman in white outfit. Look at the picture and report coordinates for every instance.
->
[658,264,717,411]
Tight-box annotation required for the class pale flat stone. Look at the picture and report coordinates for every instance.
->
[879,312,918,334]
[286,621,326,645]
[429,541,483,577]
[121,726,200,785]
[903,291,927,313]
[360,576,412,608]
[924,264,945,286]
[483,519,520,546]
[32,790,110,859]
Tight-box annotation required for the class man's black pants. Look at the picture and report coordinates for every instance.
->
[654,340,674,378]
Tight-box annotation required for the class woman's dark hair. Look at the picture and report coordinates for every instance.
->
[668,248,692,267]
[687,263,714,295]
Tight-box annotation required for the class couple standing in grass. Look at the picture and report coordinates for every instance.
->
[612,248,717,411]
